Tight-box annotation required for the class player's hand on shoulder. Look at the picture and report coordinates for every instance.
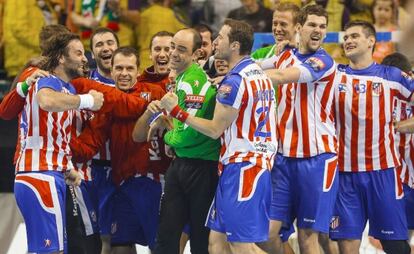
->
[89,90,104,111]
[275,40,290,55]
[26,69,50,86]
[209,75,225,87]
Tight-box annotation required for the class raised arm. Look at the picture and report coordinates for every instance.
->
[72,78,148,118]
[37,88,103,112]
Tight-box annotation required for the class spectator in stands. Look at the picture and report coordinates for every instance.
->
[69,0,139,49]
[2,1,49,78]
[137,0,187,70]
[343,0,374,23]
[210,0,241,32]
[372,0,398,63]
[227,0,273,32]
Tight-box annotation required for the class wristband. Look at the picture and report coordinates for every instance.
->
[16,81,30,98]
[78,94,94,109]
[148,110,168,125]
[170,105,189,123]
[148,112,162,125]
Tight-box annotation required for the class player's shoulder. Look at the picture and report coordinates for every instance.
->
[182,64,208,81]
[251,45,275,60]
[381,64,410,83]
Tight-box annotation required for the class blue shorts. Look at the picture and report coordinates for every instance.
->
[403,184,414,229]
[330,168,408,240]
[14,171,67,253]
[270,153,338,233]
[206,162,271,243]
[110,176,162,249]
[91,164,115,235]
[74,180,99,236]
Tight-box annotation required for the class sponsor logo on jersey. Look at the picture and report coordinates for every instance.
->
[217,84,232,100]
[402,71,413,81]
[44,239,52,247]
[90,210,97,222]
[338,84,347,93]
[305,57,326,72]
[185,95,205,109]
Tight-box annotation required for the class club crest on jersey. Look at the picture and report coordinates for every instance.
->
[140,92,152,102]
[185,95,205,109]
[111,222,117,234]
[304,57,325,72]
[166,83,175,92]
[217,84,232,100]
[330,216,339,229]
[372,82,383,96]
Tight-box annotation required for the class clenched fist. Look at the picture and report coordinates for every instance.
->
[160,92,178,112]
[89,89,104,111]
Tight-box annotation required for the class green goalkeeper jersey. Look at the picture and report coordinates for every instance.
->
[164,63,220,161]
[251,44,276,61]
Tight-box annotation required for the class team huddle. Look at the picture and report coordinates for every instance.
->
[3,2,414,254]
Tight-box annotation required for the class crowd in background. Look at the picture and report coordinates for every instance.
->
[0,0,413,85]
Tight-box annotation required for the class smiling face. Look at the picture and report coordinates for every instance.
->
[62,39,88,80]
[111,53,139,91]
[214,59,229,76]
[298,14,327,54]
[272,10,296,43]
[91,32,118,74]
[199,30,213,61]
[150,35,172,75]
[169,30,195,74]
[343,25,376,60]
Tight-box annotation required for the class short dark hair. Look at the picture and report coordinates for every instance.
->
[193,23,214,41]
[274,2,301,25]
[177,28,202,53]
[223,18,254,55]
[344,20,376,39]
[381,52,412,73]
[149,31,174,49]
[39,24,71,53]
[344,20,377,53]
[42,33,81,71]
[90,27,120,51]
[297,4,328,26]
[111,46,140,67]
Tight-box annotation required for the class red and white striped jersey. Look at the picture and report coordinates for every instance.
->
[217,57,277,172]
[89,69,114,162]
[275,48,337,157]
[16,76,76,173]
[393,99,414,187]
[334,63,414,172]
